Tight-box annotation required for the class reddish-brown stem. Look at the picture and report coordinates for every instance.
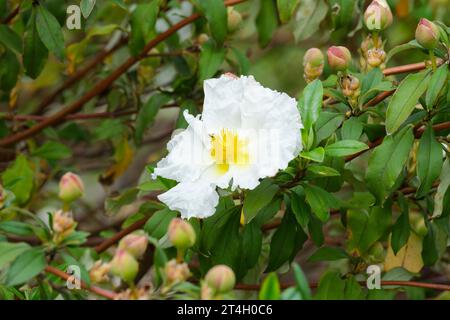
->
[2,5,19,24]
[383,60,442,76]
[0,0,248,147]
[34,37,128,115]
[44,265,117,299]
[95,217,148,253]
[235,280,450,291]
[2,103,179,122]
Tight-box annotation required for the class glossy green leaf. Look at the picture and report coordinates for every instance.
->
[197,0,227,46]
[198,41,225,81]
[425,64,448,109]
[135,94,171,144]
[255,0,278,47]
[386,71,430,134]
[365,126,414,204]
[144,208,178,240]
[0,25,22,54]
[304,184,338,222]
[416,125,443,198]
[243,179,279,223]
[298,80,323,132]
[277,0,300,23]
[129,2,159,56]
[300,147,324,162]
[24,8,48,79]
[0,242,31,269]
[1,155,34,206]
[325,140,368,157]
[36,5,65,61]
[308,246,349,262]
[292,263,311,300]
[293,0,327,42]
[80,0,96,18]
[6,248,46,286]
[391,195,410,255]
[259,273,280,300]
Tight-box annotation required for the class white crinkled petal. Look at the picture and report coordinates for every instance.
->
[157,181,219,219]
[153,112,213,183]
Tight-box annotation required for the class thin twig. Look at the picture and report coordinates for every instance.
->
[235,280,450,291]
[44,265,117,299]
[2,5,19,24]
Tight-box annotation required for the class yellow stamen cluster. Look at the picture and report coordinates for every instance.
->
[210,129,249,173]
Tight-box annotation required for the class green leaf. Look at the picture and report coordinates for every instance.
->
[0,25,22,54]
[23,8,48,79]
[230,47,250,75]
[0,221,35,237]
[422,220,439,266]
[304,184,338,222]
[315,271,346,300]
[0,242,31,269]
[341,117,363,140]
[325,140,368,157]
[6,248,46,286]
[416,125,443,198]
[80,0,96,18]
[135,94,171,144]
[425,64,448,109]
[198,41,225,81]
[129,2,159,56]
[308,246,349,262]
[266,210,306,272]
[300,147,324,162]
[1,155,34,206]
[386,40,422,62]
[306,165,340,177]
[314,112,345,144]
[0,48,20,93]
[292,0,327,42]
[386,71,430,134]
[144,208,178,240]
[298,79,323,132]
[36,5,65,61]
[243,179,279,223]
[259,273,280,300]
[365,126,414,204]
[289,190,310,227]
[255,0,278,47]
[241,221,262,269]
[277,0,300,23]
[391,195,410,255]
[292,263,311,300]
[196,0,227,46]
[31,141,71,160]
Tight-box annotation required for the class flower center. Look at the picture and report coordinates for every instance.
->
[210,129,249,173]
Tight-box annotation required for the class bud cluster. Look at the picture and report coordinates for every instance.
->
[52,210,77,243]
[164,259,191,286]
[340,75,361,107]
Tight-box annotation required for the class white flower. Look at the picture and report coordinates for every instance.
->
[153,75,302,219]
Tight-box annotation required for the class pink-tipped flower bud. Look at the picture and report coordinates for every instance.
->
[204,265,236,294]
[227,7,242,32]
[327,46,352,71]
[168,218,196,250]
[303,48,324,68]
[119,231,148,259]
[303,48,325,82]
[58,172,84,203]
[415,18,440,50]
[364,0,393,31]
[110,249,139,283]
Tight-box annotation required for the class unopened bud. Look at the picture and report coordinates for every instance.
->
[415,18,440,50]
[327,46,351,71]
[227,7,242,32]
[119,231,148,259]
[197,33,209,45]
[341,75,361,106]
[164,259,191,285]
[204,265,236,294]
[110,249,139,283]
[53,210,76,239]
[367,48,386,68]
[303,48,324,82]
[58,172,84,203]
[168,218,196,250]
[89,260,110,283]
[364,0,393,31]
